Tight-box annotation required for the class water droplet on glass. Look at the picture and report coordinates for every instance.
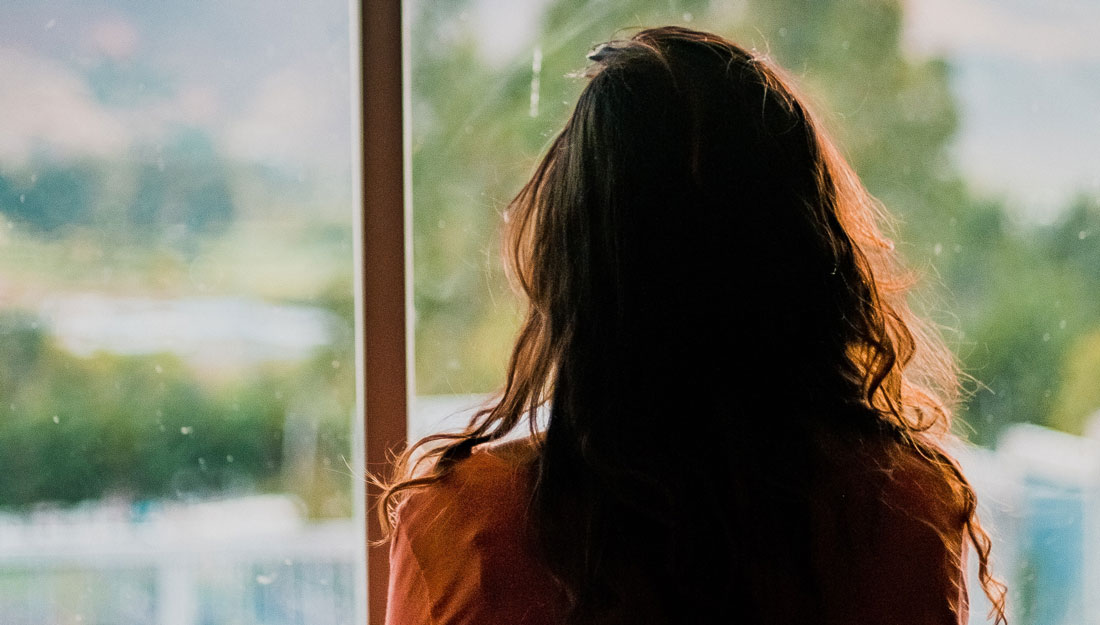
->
[933,243,943,255]
[226,454,234,462]
[52,415,60,424]
[841,40,850,50]
[180,426,193,435]
[198,458,207,470]
[1059,319,1067,329]
[1042,333,1051,342]
[44,19,56,30]
[331,360,340,369]
[1079,230,1089,240]
[19,194,25,204]
[682,12,694,22]
[283,558,293,566]
[155,364,163,374]
[529,46,542,118]
[256,573,276,585]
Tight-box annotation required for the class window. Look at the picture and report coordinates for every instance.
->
[407,2,1100,623]
[0,1,364,624]
[2,1,1097,624]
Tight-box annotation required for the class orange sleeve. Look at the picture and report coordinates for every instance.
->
[385,501,434,625]
[382,453,565,625]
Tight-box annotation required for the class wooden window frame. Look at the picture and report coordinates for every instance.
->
[358,2,407,623]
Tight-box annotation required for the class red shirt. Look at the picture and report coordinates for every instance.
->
[386,441,969,625]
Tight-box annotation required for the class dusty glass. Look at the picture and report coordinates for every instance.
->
[0,2,364,624]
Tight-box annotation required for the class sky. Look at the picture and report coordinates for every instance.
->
[0,0,1097,221]
[0,0,353,176]
[903,0,1100,220]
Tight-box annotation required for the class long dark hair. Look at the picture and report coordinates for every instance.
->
[381,26,1006,624]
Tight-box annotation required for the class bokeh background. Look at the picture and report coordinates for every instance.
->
[0,0,1098,623]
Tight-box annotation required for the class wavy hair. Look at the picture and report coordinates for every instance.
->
[380,26,1006,624]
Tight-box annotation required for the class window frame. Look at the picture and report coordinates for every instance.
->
[357,2,409,623]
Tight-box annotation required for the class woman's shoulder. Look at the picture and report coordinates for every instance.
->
[390,436,544,577]
[812,430,971,623]
[817,424,968,521]
[870,434,969,529]
[388,437,562,624]
[397,437,538,533]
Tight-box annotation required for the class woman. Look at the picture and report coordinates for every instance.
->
[381,26,1007,625]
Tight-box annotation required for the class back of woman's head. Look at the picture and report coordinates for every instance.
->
[510,26,900,427]
[506,25,920,621]
[384,26,1005,624]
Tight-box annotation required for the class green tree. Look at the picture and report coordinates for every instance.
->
[0,310,355,516]
[0,166,97,233]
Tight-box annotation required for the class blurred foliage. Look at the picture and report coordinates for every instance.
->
[0,309,354,516]
[1052,328,1100,434]
[0,165,97,233]
[0,162,355,513]
[129,129,235,236]
[0,130,235,241]
[408,0,1100,446]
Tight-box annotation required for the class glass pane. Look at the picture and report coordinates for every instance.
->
[409,1,1100,623]
[407,0,713,438]
[0,2,363,624]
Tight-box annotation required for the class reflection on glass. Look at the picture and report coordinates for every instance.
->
[410,1,1100,623]
[0,1,361,623]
